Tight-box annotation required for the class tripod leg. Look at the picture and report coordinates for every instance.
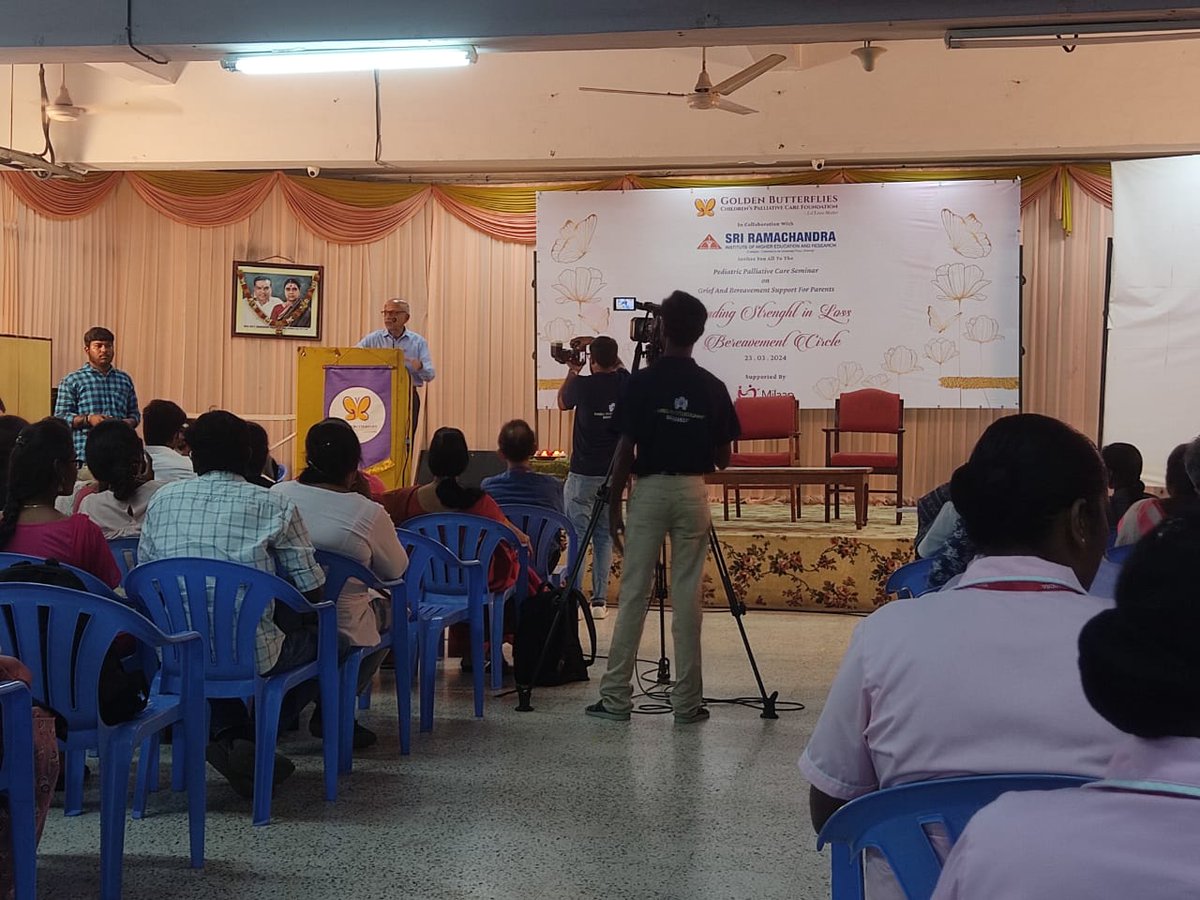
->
[656,542,670,684]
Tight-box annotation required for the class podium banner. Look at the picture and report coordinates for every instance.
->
[323,365,393,471]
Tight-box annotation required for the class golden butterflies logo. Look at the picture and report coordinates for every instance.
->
[342,395,371,422]
[694,198,716,217]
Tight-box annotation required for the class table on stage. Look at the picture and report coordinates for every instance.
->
[704,466,874,529]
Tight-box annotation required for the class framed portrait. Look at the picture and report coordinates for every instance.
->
[232,261,323,340]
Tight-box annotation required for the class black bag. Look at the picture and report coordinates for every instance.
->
[513,583,596,687]
[0,559,150,726]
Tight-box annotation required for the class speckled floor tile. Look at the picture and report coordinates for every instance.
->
[35,608,856,899]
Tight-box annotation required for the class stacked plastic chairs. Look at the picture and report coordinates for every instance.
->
[0,582,206,899]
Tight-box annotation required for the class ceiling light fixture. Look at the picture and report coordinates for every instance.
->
[946,20,1200,49]
[851,40,886,71]
[222,45,477,75]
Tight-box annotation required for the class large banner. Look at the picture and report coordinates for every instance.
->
[535,182,1020,409]
[322,365,393,471]
[1104,156,1200,486]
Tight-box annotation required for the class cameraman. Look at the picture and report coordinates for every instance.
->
[585,291,739,725]
[557,336,628,619]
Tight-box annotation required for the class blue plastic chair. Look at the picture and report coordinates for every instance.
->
[124,557,339,826]
[312,549,414,771]
[0,679,37,900]
[885,557,937,599]
[817,774,1092,900]
[1105,543,1136,566]
[500,504,578,589]
[396,528,487,734]
[0,583,206,900]
[403,514,528,691]
[107,537,141,581]
[0,552,123,602]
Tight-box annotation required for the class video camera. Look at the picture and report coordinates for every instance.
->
[613,296,664,364]
[549,335,594,367]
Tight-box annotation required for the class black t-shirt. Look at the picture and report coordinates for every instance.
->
[561,369,630,476]
[613,356,740,476]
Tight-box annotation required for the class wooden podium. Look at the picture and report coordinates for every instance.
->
[296,347,414,490]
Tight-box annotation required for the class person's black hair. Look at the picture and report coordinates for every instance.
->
[83,326,114,345]
[253,275,271,287]
[1079,514,1200,738]
[283,277,301,290]
[590,336,619,368]
[142,399,188,447]
[950,413,1107,551]
[1102,442,1144,492]
[85,420,144,503]
[427,427,483,509]
[246,422,271,481]
[298,418,361,485]
[0,418,74,551]
[187,411,250,477]
[497,419,536,464]
[0,415,30,508]
[1164,444,1194,500]
[660,290,708,347]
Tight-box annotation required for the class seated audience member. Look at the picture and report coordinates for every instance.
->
[0,418,120,588]
[799,414,1124,899]
[1102,441,1153,527]
[78,420,163,538]
[272,418,408,747]
[1116,442,1200,545]
[139,410,325,797]
[481,419,565,515]
[934,516,1200,900]
[0,416,30,508]
[0,655,59,900]
[382,426,534,668]
[245,422,279,488]
[141,399,195,482]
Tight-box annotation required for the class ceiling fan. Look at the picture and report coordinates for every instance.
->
[579,48,786,115]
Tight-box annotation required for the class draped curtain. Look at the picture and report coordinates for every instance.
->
[0,165,1112,499]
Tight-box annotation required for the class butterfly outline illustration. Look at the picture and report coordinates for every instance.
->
[927,305,962,334]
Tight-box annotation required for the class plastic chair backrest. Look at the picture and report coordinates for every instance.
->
[313,549,394,605]
[394,529,486,610]
[125,557,307,688]
[817,774,1092,900]
[0,582,184,738]
[499,504,577,583]
[403,513,527,594]
[1105,543,1136,566]
[108,537,141,580]
[837,388,903,434]
[734,395,798,441]
[885,557,937,599]
[0,678,35,900]
[0,552,121,601]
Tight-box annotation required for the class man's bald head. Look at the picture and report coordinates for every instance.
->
[381,298,411,337]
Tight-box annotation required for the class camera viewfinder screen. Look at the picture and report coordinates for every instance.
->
[613,296,636,311]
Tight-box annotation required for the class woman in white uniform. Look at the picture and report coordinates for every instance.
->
[933,515,1200,899]
[799,414,1126,899]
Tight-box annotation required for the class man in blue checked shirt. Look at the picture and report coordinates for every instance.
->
[54,326,140,459]
[356,297,436,438]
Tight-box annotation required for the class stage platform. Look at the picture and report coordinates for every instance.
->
[598,502,917,616]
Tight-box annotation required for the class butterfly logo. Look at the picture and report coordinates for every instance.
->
[927,305,962,334]
[342,395,371,422]
[694,198,716,217]
[674,396,689,411]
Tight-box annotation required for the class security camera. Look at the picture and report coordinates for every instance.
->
[811,159,826,171]
[306,166,320,178]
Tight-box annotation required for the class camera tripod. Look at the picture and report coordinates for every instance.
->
[517,312,779,718]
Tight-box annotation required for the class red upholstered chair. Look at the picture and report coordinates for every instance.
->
[824,389,905,525]
[725,395,801,519]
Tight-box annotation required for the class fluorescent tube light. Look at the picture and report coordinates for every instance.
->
[946,20,1200,49]
[222,46,477,74]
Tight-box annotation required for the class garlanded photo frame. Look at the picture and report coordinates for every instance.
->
[232,261,324,340]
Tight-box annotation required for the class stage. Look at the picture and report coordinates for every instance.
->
[597,502,917,616]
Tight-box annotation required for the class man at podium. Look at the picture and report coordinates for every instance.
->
[356,297,436,436]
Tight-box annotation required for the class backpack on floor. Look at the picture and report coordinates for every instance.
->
[0,558,150,726]
[513,582,596,687]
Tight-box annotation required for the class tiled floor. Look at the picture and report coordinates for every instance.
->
[37,608,858,899]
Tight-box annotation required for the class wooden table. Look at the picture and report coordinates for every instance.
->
[704,467,873,528]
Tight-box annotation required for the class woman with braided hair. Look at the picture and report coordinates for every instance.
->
[78,420,163,538]
[0,417,119,588]
[934,514,1200,899]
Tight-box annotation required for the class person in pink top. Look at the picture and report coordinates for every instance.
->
[800,414,1125,899]
[0,418,121,588]
[934,515,1200,900]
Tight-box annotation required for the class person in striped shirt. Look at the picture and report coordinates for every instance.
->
[54,326,140,460]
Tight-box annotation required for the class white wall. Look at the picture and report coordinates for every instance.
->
[4,39,1200,171]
